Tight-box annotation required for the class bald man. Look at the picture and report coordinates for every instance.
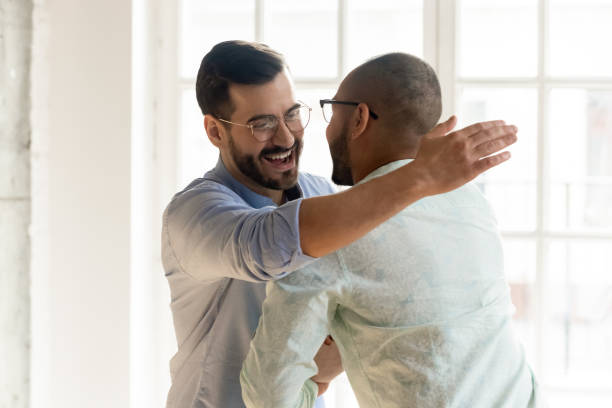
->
[240,53,542,408]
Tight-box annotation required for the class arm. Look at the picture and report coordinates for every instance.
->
[299,117,517,257]
[164,117,516,282]
[240,265,339,408]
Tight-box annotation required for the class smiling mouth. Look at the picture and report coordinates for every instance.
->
[262,148,294,167]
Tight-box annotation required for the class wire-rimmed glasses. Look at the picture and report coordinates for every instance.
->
[319,99,379,123]
[216,102,312,142]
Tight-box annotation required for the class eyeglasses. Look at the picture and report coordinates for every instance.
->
[216,102,312,142]
[319,99,379,123]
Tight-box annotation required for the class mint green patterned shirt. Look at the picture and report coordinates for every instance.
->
[241,160,541,408]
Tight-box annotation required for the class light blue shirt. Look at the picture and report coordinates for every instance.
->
[162,158,335,407]
[241,159,542,408]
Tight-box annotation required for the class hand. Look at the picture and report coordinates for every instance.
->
[412,116,518,196]
[311,336,343,385]
[315,381,330,397]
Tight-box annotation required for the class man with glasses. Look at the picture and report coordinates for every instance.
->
[162,41,518,408]
[240,52,539,408]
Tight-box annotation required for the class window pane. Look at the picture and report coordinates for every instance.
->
[345,0,422,73]
[544,240,612,405]
[549,0,612,78]
[457,87,538,231]
[458,0,538,77]
[295,88,335,180]
[179,89,219,189]
[504,239,538,363]
[548,89,612,231]
[180,0,255,78]
[265,0,337,79]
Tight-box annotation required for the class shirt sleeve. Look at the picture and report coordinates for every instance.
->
[240,259,340,408]
[162,183,317,282]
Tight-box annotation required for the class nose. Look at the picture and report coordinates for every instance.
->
[270,119,296,149]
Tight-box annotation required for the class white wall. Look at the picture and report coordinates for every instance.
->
[31,0,132,406]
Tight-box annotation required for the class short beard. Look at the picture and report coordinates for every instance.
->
[228,134,302,191]
[329,124,354,186]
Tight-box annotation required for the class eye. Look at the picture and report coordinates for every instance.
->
[250,117,277,130]
[285,108,301,121]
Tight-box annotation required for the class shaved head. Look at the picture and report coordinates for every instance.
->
[340,53,442,148]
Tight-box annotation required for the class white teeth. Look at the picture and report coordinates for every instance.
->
[265,150,292,160]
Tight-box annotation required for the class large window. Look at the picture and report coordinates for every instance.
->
[455,1,612,406]
[166,1,612,406]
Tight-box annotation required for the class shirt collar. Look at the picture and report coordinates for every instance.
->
[357,159,415,185]
[206,157,303,208]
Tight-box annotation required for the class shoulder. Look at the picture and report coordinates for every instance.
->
[411,182,491,212]
[167,177,244,212]
[403,182,500,230]
[163,177,258,232]
[298,172,336,198]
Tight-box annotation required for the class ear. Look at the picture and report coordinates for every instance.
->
[204,115,224,148]
[348,102,371,141]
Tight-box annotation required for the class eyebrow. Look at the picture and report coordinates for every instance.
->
[246,102,301,123]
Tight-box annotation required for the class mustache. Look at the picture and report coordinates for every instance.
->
[259,140,301,157]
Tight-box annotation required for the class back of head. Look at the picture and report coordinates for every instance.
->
[195,40,287,118]
[346,53,442,144]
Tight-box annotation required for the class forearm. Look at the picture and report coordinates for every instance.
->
[299,118,518,258]
[240,278,335,408]
[240,367,318,408]
[300,161,427,257]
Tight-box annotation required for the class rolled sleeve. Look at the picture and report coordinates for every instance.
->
[162,184,317,283]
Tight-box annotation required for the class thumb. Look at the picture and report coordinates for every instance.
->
[424,115,457,140]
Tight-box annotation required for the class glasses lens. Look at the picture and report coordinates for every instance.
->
[251,117,278,142]
[322,103,333,123]
[285,105,311,133]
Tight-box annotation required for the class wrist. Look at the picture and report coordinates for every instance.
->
[398,161,432,199]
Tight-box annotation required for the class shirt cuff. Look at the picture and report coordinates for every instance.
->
[304,379,319,408]
[273,198,318,276]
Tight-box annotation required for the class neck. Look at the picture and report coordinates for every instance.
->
[350,128,422,183]
[352,150,417,184]
[221,156,285,205]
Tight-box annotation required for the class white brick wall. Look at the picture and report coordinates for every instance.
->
[0,1,33,407]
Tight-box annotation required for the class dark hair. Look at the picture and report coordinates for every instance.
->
[349,52,442,137]
[195,40,287,119]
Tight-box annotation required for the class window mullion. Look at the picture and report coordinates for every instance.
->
[423,0,438,71]
[337,0,347,80]
[437,0,457,119]
[255,0,265,42]
[534,0,551,379]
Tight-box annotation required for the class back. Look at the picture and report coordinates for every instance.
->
[329,160,536,407]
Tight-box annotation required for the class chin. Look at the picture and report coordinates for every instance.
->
[277,169,299,190]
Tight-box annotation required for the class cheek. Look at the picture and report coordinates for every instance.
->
[325,122,334,145]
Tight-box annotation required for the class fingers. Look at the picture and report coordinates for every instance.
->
[424,115,458,139]
[468,124,517,148]
[472,129,518,158]
[453,120,507,140]
[473,151,512,175]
